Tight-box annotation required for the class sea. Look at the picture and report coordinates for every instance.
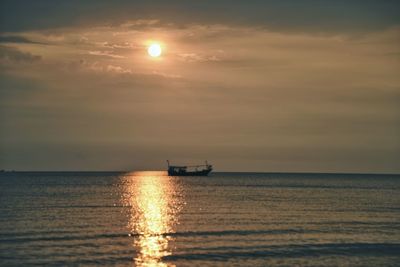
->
[0,171,399,266]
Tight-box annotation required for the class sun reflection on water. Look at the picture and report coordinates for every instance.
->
[121,171,183,266]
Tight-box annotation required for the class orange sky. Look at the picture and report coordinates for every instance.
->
[0,1,399,173]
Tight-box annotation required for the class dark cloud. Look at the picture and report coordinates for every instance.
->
[0,46,41,63]
[0,0,399,33]
[0,35,43,44]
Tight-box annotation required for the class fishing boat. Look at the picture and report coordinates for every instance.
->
[167,160,212,176]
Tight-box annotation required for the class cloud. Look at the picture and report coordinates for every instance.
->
[88,50,125,59]
[177,53,221,63]
[0,46,41,63]
[150,70,181,79]
[1,1,399,34]
[105,64,131,74]
[119,19,160,29]
[101,41,137,49]
[70,59,181,79]
[0,35,43,44]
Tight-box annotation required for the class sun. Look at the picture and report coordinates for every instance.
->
[147,43,162,58]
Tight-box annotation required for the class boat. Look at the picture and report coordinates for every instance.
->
[167,160,213,176]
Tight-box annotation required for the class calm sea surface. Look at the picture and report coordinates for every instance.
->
[0,172,399,266]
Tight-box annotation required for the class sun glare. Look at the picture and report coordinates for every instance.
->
[147,43,162,57]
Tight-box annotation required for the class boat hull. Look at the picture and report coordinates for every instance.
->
[168,169,212,176]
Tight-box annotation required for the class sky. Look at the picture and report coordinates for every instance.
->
[0,1,399,173]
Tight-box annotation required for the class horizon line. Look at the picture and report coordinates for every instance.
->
[1,170,399,176]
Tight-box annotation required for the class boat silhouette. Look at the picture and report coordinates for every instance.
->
[167,160,212,176]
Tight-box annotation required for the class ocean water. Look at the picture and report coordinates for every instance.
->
[0,171,399,266]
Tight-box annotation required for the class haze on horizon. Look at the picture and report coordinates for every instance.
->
[0,1,399,173]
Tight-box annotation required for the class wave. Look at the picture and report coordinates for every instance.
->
[163,243,400,261]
